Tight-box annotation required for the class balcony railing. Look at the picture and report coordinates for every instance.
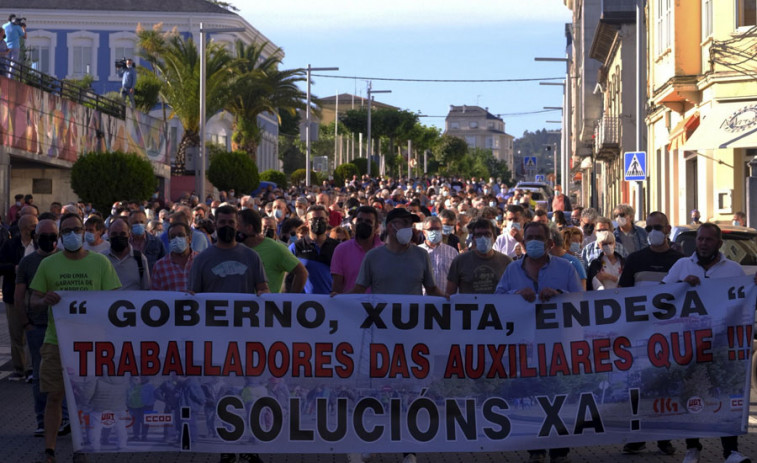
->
[595,116,620,159]
[600,0,636,23]
[1,58,126,119]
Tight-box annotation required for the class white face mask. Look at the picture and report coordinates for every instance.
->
[395,227,413,245]
[647,229,666,246]
[616,216,628,227]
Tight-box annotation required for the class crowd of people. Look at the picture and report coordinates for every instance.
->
[1,173,756,463]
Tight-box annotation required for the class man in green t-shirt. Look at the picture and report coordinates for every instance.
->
[237,208,307,293]
[29,213,121,463]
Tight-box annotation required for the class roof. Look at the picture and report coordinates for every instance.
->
[317,93,399,111]
[446,105,502,120]
[3,0,235,14]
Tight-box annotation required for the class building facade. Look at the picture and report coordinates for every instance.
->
[6,0,282,174]
[444,105,514,171]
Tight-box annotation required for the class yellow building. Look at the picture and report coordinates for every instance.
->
[647,0,757,226]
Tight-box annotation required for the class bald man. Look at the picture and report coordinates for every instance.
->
[0,213,38,380]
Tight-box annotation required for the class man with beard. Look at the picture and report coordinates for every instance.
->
[662,223,753,463]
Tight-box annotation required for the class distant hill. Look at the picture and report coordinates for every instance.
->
[513,129,561,176]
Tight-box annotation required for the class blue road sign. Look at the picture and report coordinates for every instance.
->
[624,151,646,181]
[535,174,545,182]
[524,157,537,168]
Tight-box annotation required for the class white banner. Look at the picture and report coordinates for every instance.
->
[52,276,757,453]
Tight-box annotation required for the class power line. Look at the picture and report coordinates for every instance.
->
[311,74,564,83]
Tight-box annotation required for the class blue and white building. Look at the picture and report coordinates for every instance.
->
[4,0,282,172]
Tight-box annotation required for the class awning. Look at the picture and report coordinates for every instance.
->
[681,101,757,151]
[668,113,699,151]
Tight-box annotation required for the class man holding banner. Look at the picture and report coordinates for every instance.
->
[29,212,121,463]
[663,223,752,463]
[495,221,582,463]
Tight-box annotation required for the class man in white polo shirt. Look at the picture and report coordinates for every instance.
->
[662,223,754,463]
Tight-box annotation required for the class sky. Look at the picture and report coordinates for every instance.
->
[236,0,572,138]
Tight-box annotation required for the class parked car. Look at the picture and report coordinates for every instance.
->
[515,181,554,199]
[514,182,554,211]
[517,187,550,212]
[669,224,757,275]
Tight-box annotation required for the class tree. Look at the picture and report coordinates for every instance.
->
[333,163,359,187]
[207,150,259,193]
[137,23,235,172]
[436,135,468,166]
[351,158,379,177]
[290,169,321,186]
[226,41,307,160]
[71,151,157,213]
[278,135,305,175]
[260,169,287,188]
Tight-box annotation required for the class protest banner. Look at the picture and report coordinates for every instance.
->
[52,276,756,453]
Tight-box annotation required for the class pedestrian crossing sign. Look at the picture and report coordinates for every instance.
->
[524,157,537,168]
[624,151,646,181]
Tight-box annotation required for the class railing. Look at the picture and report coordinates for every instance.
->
[600,0,636,23]
[1,58,125,119]
[595,116,620,149]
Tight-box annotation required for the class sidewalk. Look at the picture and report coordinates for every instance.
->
[3,303,757,462]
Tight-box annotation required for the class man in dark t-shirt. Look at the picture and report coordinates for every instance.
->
[618,211,681,457]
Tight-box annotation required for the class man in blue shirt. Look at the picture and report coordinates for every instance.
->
[2,15,25,77]
[289,205,339,294]
[118,58,137,107]
[495,221,582,463]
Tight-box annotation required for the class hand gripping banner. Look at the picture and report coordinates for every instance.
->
[52,276,757,454]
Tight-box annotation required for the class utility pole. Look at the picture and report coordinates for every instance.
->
[366,81,391,178]
[305,65,339,186]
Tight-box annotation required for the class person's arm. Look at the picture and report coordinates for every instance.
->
[424,285,445,297]
[288,262,308,293]
[30,289,59,311]
[347,284,368,294]
[256,281,270,296]
[330,273,345,295]
[13,282,30,328]
[445,280,459,298]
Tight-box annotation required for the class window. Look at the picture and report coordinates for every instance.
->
[26,30,56,75]
[465,136,476,147]
[67,31,99,79]
[702,0,713,38]
[109,32,137,81]
[737,0,757,27]
[485,137,493,148]
[450,121,460,129]
[488,122,495,129]
[469,121,479,129]
[655,0,672,55]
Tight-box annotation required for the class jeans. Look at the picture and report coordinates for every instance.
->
[7,48,20,78]
[25,324,74,429]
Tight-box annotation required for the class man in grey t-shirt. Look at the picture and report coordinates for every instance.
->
[446,218,511,295]
[350,208,442,296]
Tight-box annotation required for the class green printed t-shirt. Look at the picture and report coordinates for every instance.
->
[30,251,121,345]
[251,237,300,293]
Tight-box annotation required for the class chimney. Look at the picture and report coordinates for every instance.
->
[462,105,467,113]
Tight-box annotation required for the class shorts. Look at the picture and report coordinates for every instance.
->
[40,342,64,394]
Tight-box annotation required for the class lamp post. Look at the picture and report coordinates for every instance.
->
[305,65,339,186]
[535,56,570,198]
[366,82,391,178]
[198,23,244,200]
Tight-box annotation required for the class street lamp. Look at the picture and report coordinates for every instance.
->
[535,56,570,197]
[366,82,391,178]
[198,23,245,200]
[305,65,339,186]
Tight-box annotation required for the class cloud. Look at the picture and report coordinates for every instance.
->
[239,0,570,34]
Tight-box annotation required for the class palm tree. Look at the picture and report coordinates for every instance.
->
[137,24,235,172]
[226,40,307,160]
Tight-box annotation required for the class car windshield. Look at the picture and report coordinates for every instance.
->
[677,232,757,265]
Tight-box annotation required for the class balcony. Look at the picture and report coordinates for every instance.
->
[600,0,636,24]
[594,117,620,161]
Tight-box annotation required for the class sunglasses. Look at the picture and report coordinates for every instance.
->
[644,224,664,232]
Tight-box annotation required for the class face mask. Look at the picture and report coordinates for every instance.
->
[355,222,373,240]
[647,229,666,246]
[496,215,502,222]
[310,218,327,236]
[442,225,454,235]
[37,233,57,253]
[395,227,413,245]
[296,208,306,217]
[110,236,129,253]
[426,230,442,244]
[169,236,188,254]
[236,231,248,243]
[555,191,561,197]
[525,240,546,259]
[602,244,614,256]
[490,219,498,228]
[264,228,275,239]
[84,231,96,244]
[733,220,741,226]
[488,201,496,207]
[211,208,217,217]
[569,242,581,254]
[475,236,492,253]
[511,222,521,231]
[273,209,284,220]
[61,232,83,252]
[289,235,298,245]
[217,226,236,243]
[132,223,146,236]
[571,217,580,226]
[696,251,717,265]
[616,216,628,227]
[582,223,595,236]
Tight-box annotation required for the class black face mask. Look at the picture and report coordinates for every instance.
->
[355,222,373,240]
[110,236,129,253]
[37,233,57,253]
[696,251,718,265]
[264,228,275,239]
[217,226,236,243]
[582,223,595,236]
[310,218,327,236]
[236,231,248,243]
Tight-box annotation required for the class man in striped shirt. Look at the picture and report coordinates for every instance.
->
[151,222,197,292]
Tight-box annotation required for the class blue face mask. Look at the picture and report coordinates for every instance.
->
[273,209,284,220]
[132,223,146,236]
[169,236,188,254]
[61,231,83,252]
[525,240,545,259]
[426,230,442,244]
[475,236,492,253]
[442,225,454,235]
[569,242,581,254]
